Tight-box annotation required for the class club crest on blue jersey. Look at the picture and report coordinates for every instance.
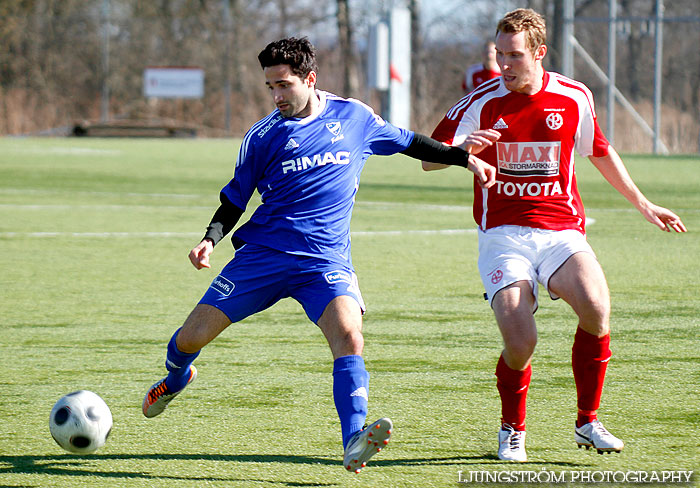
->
[326,121,341,136]
[210,275,235,296]
[326,121,344,143]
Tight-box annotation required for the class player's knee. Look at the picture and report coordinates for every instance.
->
[503,350,534,371]
[341,327,364,351]
[504,337,536,369]
[175,330,201,354]
[327,327,363,358]
[579,320,610,338]
[577,295,610,336]
[496,317,537,368]
[176,324,212,353]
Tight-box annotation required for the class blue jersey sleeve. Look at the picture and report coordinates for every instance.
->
[360,103,414,156]
[221,129,263,211]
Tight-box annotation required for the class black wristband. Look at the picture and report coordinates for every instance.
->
[202,193,244,246]
[401,133,472,168]
[203,223,224,246]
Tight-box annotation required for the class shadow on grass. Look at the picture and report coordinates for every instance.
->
[1,453,338,487]
[374,453,587,468]
[0,452,587,485]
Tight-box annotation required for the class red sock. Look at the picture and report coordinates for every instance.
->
[495,355,531,431]
[572,327,611,427]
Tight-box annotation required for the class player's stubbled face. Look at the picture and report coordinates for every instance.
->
[264,64,315,118]
[495,31,540,95]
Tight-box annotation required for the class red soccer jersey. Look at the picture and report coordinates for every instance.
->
[462,63,501,93]
[433,71,610,235]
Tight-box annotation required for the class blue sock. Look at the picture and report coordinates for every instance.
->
[333,355,369,449]
[163,328,200,392]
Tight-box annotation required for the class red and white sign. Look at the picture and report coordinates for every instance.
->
[143,67,204,99]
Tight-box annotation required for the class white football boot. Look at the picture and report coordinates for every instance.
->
[142,365,197,418]
[343,418,393,473]
[575,419,624,453]
[498,423,527,462]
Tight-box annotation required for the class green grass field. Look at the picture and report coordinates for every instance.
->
[1,137,698,487]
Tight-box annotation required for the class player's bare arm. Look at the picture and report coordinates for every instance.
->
[422,129,500,171]
[421,160,449,171]
[589,147,687,233]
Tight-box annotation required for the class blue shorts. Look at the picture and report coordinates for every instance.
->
[199,243,366,324]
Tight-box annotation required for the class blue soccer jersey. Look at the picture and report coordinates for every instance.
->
[221,90,414,265]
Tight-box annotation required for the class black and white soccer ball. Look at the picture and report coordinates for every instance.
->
[49,390,113,453]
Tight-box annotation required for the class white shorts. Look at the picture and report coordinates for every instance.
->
[477,225,596,310]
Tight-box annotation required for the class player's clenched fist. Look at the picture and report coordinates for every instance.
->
[467,153,497,189]
[189,239,214,269]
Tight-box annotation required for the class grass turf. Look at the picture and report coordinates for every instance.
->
[0,137,698,487]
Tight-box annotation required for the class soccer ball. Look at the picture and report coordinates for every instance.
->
[49,390,113,453]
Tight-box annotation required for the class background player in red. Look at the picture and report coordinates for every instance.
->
[462,40,501,94]
[425,8,686,462]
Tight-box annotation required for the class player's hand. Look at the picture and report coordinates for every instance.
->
[463,129,500,155]
[468,154,497,188]
[642,204,687,233]
[189,239,214,269]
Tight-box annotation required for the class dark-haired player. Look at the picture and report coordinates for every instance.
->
[143,36,496,473]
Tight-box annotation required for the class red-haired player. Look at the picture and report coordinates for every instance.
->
[426,8,686,462]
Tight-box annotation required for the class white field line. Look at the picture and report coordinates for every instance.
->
[0,229,477,238]
[0,231,203,238]
[357,201,472,212]
[1,192,697,214]
[0,188,203,199]
[1,224,603,239]
[2,194,697,214]
[5,146,123,156]
[19,187,690,238]
[0,197,455,209]
[0,194,600,238]
[354,229,475,236]
[0,203,213,211]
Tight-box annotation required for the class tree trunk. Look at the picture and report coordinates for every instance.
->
[336,0,357,98]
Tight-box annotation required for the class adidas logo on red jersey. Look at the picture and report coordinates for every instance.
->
[493,118,508,129]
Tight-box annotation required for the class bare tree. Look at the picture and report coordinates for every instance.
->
[0,0,696,152]
[409,0,430,130]
[336,0,358,98]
